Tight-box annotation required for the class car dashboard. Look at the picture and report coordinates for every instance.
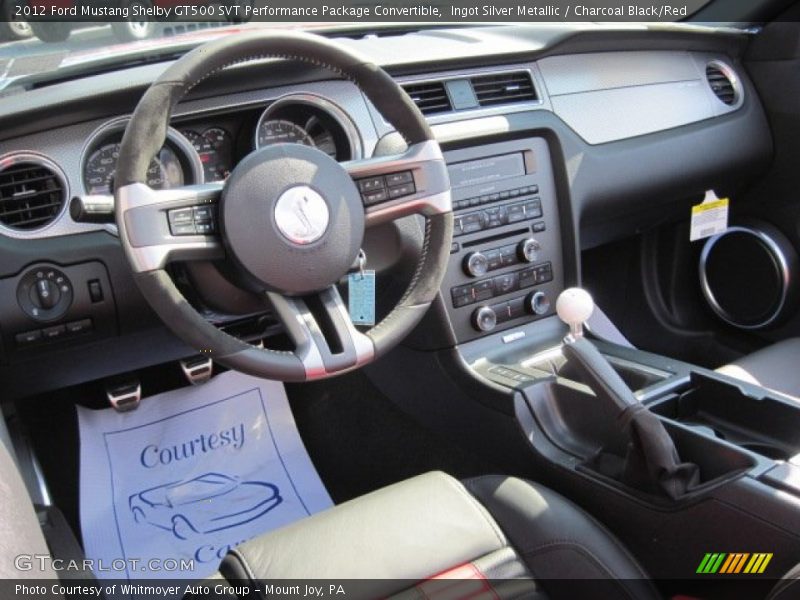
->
[0,24,772,399]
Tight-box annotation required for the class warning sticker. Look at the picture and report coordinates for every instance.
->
[690,191,729,242]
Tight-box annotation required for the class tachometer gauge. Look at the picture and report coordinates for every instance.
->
[182,127,232,182]
[83,143,184,195]
[256,119,315,149]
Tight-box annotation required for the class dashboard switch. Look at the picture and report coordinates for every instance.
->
[34,279,60,309]
[88,279,104,303]
[15,330,42,346]
[42,324,66,340]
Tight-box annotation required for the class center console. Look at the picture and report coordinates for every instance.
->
[441,138,564,342]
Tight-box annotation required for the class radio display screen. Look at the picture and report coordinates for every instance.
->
[448,152,526,189]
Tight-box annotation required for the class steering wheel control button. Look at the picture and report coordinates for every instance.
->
[274,186,330,245]
[168,205,217,236]
[472,305,498,332]
[357,170,415,207]
[17,266,73,322]
[463,252,489,277]
[357,176,384,193]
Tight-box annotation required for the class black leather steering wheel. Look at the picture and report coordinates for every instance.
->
[114,31,453,381]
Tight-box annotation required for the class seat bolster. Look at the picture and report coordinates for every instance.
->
[222,471,508,586]
[716,338,800,400]
[464,476,661,600]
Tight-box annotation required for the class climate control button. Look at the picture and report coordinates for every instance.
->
[472,305,497,332]
[527,291,551,316]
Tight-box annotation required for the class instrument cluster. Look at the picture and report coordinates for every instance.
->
[81,95,359,194]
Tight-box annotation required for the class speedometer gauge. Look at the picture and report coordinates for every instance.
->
[256,119,315,149]
[83,143,184,195]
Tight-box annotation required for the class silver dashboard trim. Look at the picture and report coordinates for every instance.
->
[699,225,792,330]
[79,116,205,195]
[252,92,364,160]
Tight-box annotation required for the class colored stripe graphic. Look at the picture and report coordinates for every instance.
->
[698,553,773,575]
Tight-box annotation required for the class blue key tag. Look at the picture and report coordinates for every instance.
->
[348,270,376,326]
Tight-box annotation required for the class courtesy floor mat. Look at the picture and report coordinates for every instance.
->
[78,371,332,583]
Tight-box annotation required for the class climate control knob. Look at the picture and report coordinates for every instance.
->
[527,291,551,316]
[472,305,497,332]
[518,238,541,263]
[463,252,489,277]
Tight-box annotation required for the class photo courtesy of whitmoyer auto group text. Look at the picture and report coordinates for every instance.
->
[3,0,800,599]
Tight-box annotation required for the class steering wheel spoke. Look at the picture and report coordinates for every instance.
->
[267,286,374,379]
[345,140,452,226]
[116,182,225,272]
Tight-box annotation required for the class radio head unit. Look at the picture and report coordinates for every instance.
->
[440,138,564,343]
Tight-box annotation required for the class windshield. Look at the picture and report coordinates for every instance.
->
[0,0,763,92]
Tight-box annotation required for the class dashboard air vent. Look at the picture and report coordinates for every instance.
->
[705,64,738,106]
[0,155,67,230]
[402,81,452,115]
[471,71,537,106]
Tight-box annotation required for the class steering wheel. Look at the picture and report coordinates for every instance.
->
[114,31,453,382]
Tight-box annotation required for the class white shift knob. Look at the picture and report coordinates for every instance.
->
[556,288,594,338]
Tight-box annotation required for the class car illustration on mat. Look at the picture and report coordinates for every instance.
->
[128,472,282,540]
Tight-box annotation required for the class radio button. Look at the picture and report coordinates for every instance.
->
[499,246,517,266]
[532,221,546,233]
[507,203,526,223]
[464,252,490,277]
[486,249,503,271]
[518,238,541,263]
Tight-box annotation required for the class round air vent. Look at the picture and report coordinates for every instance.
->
[705,61,741,107]
[700,223,798,329]
[0,153,68,231]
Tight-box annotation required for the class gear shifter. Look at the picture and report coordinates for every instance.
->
[555,288,700,500]
[557,288,638,411]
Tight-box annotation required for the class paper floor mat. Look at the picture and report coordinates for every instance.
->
[78,370,332,583]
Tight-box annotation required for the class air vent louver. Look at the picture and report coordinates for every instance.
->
[706,64,737,106]
[402,81,452,115]
[471,71,537,106]
[0,156,66,230]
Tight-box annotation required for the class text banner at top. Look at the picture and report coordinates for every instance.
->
[16,1,721,24]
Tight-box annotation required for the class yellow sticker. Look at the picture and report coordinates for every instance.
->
[690,191,729,242]
[692,198,729,214]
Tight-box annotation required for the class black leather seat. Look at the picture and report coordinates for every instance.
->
[217,472,660,600]
[716,338,800,400]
